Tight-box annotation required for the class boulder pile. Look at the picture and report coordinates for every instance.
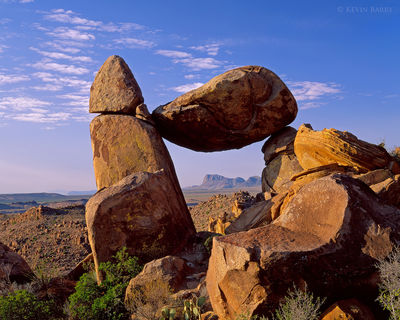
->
[84,55,400,319]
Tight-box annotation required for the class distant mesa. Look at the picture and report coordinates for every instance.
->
[184,174,261,190]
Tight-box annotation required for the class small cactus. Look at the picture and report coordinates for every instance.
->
[183,296,206,320]
[160,307,176,320]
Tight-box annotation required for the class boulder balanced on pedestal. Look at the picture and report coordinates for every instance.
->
[152,66,298,152]
[87,56,196,282]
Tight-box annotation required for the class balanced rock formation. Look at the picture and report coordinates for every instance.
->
[294,124,397,173]
[206,174,400,319]
[152,66,297,152]
[90,113,180,190]
[0,242,33,283]
[86,170,196,282]
[89,55,143,114]
[261,126,303,194]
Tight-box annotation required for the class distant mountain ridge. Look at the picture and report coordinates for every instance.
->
[185,174,261,190]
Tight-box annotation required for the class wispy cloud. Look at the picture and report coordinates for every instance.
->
[47,26,95,41]
[33,72,91,92]
[172,82,204,93]
[0,74,30,85]
[156,50,191,58]
[11,112,70,123]
[57,93,89,107]
[156,49,223,70]
[114,38,156,49]
[43,9,145,33]
[31,59,89,75]
[30,47,92,62]
[43,41,81,54]
[0,18,12,24]
[287,81,341,110]
[190,43,221,56]
[31,84,63,91]
[0,97,50,111]
[184,74,198,79]
[0,45,9,53]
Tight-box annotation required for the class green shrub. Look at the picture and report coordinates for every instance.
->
[271,286,325,320]
[377,246,400,319]
[0,289,59,320]
[68,247,142,320]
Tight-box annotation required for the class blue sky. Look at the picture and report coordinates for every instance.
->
[0,0,398,193]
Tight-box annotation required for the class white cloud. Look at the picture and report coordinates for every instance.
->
[156,49,223,70]
[0,74,30,85]
[43,42,81,54]
[33,72,91,92]
[31,84,63,91]
[47,27,95,41]
[31,59,89,75]
[44,9,102,27]
[57,93,89,107]
[156,50,191,58]
[287,81,341,110]
[43,9,145,33]
[30,47,92,62]
[0,18,12,25]
[184,74,197,79]
[288,81,341,101]
[11,112,70,123]
[190,43,221,56]
[177,57,222,70]
[114,38,155,49]
[172,82,204,93]
[0,45,9,53]
[0,97,50,111]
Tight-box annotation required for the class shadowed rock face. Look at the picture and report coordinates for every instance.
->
[0,242,33,283]
[152,66,297,152]
[261,126,303,194]
[206,174,400,319]
[86,170,196,282]
[89,55,143,114]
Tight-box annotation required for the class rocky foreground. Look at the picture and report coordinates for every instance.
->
[1,55,400,319]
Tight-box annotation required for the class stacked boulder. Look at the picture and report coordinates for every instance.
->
[86,55,196,281]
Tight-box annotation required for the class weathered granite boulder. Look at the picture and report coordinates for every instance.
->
[90,114,180,190]
[261,126,303,193]
[320,299,375,320]
[86,170,196,282]
[89,55,143,114]
[0,242,33,283]
[206,174,400,319]
[152,66,297,151]
[294,124,397,173]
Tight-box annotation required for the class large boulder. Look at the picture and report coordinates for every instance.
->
[294,124,396,173]
[90,114,180,190]
[89,55,143,114]
[152,66,297,152]
[261,126,303,193]
[206,174,400,319]
[0,242,33,283]
[86,170,196,282]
